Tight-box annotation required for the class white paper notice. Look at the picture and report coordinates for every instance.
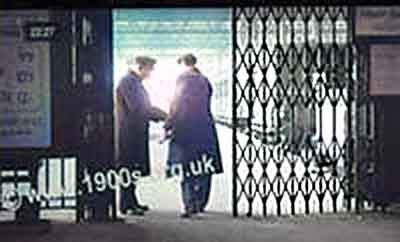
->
[370,44,400,96]
[356,7,400,36]
[0,11,51,148]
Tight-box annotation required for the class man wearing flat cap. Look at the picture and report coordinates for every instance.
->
[116,55,167,216]
[177,53,197,65]
[165,53,223,218]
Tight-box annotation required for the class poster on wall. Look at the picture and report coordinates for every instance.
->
[0,11,51,148]
[370,44,400,96]
[356,7,400,37]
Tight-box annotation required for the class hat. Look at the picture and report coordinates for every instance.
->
[127,55,156,67]
[135,56,156,66]
[177,53,197,66]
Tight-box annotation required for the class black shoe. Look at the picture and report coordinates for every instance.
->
[180,212,192,218]
[120,206,135,215]
[120,208,129,215]
[121,207,145,216]
[137,204,150,211]
[130,207,146,216]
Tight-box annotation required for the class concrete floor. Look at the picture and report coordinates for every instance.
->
[2,211,400,242]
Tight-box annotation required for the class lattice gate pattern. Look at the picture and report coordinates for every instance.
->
[232,6,359,216]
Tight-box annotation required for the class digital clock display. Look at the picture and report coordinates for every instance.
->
[23,22,59,41]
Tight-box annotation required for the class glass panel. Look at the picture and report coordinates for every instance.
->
[113,8,232,117]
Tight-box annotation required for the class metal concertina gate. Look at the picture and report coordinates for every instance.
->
[232,4,369,216]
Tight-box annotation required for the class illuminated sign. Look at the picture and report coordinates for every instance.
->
[23,22,59,42]
[0,11,52,148]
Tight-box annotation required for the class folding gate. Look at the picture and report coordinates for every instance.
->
[231,4,370,216]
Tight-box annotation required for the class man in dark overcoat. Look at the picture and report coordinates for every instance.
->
[165,54,223,218]
[116,56,167,215]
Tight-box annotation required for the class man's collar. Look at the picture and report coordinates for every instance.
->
[180,69,200,78]
[128,69,142,81]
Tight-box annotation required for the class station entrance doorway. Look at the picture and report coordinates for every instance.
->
[1,5,373,223]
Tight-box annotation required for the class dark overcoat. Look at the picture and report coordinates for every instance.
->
[166,70,223,177]
[116,72,152,176]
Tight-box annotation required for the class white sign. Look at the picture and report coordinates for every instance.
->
[370,44,400,95]
[356,7,400,36]
[0,11,51,148]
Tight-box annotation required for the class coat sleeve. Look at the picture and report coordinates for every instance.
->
[117,77,142,115]
[164,76,187,130]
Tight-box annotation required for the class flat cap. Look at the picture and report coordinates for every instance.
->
[135,56,156,66]
[177,53,197,66]
[128,55,156,67]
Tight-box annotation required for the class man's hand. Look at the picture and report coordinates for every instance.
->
[163,118,172,131]
[149,106,168,122]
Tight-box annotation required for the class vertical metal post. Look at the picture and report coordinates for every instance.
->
[108,10,117,222]
[71,10,83,223]
[61,158,65,209]
[0,167,2,210]
[45,158,50,208]
[348,6,358,213]
[232,5,238,218]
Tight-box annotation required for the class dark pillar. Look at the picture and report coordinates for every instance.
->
[379,96,400,204]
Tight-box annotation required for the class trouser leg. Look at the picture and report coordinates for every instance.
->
[199,175,212,210]
[181,176,198,213]
[120,183,138,211]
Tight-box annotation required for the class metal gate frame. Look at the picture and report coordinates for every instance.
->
[231,3,372,217]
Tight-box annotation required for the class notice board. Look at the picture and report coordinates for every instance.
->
[0,11,51,148]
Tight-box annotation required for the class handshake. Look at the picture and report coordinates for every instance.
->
[149,106,174,129]
[149,106,168,122]
[149,106,174,144]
